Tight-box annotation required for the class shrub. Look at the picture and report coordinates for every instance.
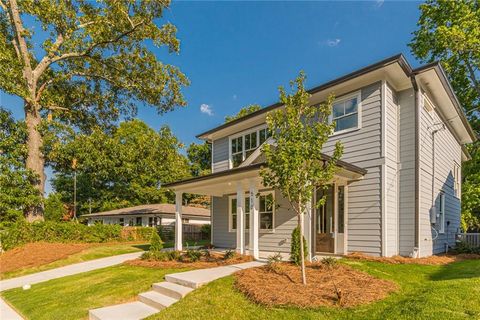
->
[267,252,283,265]
[290,226,308,265]
[223,249,236,260]
[166,250,182,261]
[455,241,480,254]
[149,231,163,252]
[141,250,168,261]
[321,257,338,269]
[184,248,202,262]
[200,224,211,239]
[0,220,154,251]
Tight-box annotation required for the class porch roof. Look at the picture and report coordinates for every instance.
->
[164,157,367,196]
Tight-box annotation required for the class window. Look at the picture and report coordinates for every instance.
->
[148,217,160,227]
[128,218,134,226]
[438,192,445,233]
[338,186,345,234]
[230,196,250,231]
[136,217,142,226]
[182,218,190,224]
[453,163,461,198]
[119,218,124,226]
[230,126,271,168]
[331,93,361,133]
[259,193,274,230]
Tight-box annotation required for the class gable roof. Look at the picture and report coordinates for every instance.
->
[82,203,210,218]
[196,54,476,144]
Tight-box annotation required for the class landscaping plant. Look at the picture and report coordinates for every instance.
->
[223,249,236,260]
[290,226,308,265]
[261,72,343,284]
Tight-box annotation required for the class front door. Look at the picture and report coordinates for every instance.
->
[315,186,335,253]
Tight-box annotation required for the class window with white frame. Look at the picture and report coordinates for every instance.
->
[438,192,445,233]
[259,193,274,230]
[453,163,461,198]
[230,126,271,168]
[229,196,250,231]
[331,92,361,133]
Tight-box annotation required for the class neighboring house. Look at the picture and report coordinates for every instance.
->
[83,204,210,227]
[165,54,477,259]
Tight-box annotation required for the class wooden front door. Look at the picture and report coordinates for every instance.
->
[315,186,335,253]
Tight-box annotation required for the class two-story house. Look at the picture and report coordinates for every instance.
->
[165,54,477,258]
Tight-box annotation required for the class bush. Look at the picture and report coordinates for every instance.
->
[290,226,308,265]
[184,247,202,262]
[200,224,211,239]
[223,249,236,260]
[0,220,154,251]
[455,241,480,254]
[321,257,338,269]
[149,231,163,252]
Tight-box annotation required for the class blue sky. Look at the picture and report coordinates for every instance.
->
[2,0,423,193]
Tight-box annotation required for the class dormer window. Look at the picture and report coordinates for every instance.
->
[331,91,362,134]
[229,125,271,168]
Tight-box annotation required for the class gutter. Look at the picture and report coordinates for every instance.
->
[411,76,420,257]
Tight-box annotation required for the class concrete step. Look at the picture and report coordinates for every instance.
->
[152,281,193,300]
[89,301,158,320]
[138,291,178,310]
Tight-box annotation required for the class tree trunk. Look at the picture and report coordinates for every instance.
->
[298,206,307,285]
[24,103,45,222]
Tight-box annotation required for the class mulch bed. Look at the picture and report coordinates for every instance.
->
[125,252,253,269]
[347,252,480,265]
[0,242,92,274]
[234,262,398,308]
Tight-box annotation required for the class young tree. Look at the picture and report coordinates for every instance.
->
[260,72,343,284]
[0,0,189,221]
[186,142,211,177]
[409,0,480,231]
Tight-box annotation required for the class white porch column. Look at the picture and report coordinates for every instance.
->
[175,191,183,251]
[236,183,245,254]
[249,181,259,259]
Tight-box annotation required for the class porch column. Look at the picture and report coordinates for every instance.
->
[249,181,259,259]
[236,183,245,254]
[175,191,183,251]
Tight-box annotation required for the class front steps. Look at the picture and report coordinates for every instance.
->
[88,261,264,320]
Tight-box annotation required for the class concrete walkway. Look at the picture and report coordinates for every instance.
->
[89,261,265,320]
[0,251,143,320]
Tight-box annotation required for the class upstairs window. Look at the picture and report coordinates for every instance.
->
[438,192,445,234]
[230,126,271,168]
[453,163,461,198]
[331,92,361,133]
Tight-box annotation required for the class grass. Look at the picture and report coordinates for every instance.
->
[2,264,190,320]
[145,259,480,320]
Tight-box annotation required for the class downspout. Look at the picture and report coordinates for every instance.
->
[410,76,420,258]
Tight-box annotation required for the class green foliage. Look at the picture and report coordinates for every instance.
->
[321,257,338,269]
[44,193,68,222]
[50,120,190,215]
[187,142,211,177]
[0,220,154,251]
[149,230,164,252]
[224,104,262,123]
[184,247,202,262]
[409,0,480,231]
[223,249,236,260]
[0,108,41,224]
[290,226,308,265]
[200,224,211,238]
[454,240,480,254]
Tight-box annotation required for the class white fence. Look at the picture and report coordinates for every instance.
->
[457,233,480,248]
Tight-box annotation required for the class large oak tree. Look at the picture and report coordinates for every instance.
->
[0,0,189,221]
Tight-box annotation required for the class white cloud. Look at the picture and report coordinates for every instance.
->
[325,38,341,47]
[374,0,384,9]
[200,103,213,116]
[232,94,237,100]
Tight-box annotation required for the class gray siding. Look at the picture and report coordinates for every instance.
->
[212,137,229,173]
[418,93,461,256]
[385,83,399,256]
[397,88,416,256]
[212,190,296,253]
[323,82,383,256]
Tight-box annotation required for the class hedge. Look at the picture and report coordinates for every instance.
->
[0,220,155,251]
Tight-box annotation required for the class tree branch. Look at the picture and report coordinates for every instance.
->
[0,0,7,12]
[465,59,480,97]
[7,0,33,78]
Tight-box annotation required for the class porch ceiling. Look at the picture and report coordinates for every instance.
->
[164,161,366,197]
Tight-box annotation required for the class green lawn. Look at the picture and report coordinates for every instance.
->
[2,265,190,320]
[5,257,477,320]
[147,259,480,320]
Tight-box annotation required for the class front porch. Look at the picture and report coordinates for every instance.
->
[164,161,366,260]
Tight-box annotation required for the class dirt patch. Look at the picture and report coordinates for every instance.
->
[234,262,398,308]
[125,252,253,269]
[0,242,91,274]
[347,252,480,265]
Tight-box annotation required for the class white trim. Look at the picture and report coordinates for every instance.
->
[239,136,274,167]
[228,193,251,232]
[174,191,183,251]
[329,90,362,135]
[228,124,268,169]
[344,185,349,255]
[453,162,461,199]
[228,191,275,233]
[381,80,387,257]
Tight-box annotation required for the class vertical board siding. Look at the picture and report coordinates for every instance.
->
[323,82,383,256]
[212,137,229,172]
[418,94,461,256]
[398,89,416,256]
[385,83,399,256]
